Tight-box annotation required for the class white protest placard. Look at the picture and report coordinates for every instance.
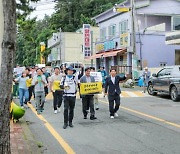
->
[90,72,102,82]
[14,67,25,75]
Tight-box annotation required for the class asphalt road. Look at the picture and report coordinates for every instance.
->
[24,90,180,154]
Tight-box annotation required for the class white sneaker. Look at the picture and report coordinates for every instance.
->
[54,110,57,114]
[110,116,114,119]
[21,106,24,109]
[114,113,119,117]
[57,108,61,113]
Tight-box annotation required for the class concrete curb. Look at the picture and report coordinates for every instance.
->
[18,118,42,154]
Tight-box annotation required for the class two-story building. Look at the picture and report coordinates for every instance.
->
[91,0,180,78]
[47,27,99,68]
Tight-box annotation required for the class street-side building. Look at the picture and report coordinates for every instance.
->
[165,31,180,65]
[92,0,180,78]
[47,27,99,68]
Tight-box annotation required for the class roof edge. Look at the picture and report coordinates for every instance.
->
[91,0,129,20]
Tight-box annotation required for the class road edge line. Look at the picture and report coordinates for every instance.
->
[99,100,180,128]
[28,103,76,154]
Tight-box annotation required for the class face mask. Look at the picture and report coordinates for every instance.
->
[67,75,73,78]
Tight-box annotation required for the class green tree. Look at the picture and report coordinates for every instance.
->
[16,15,54,66]
[0,0,40,153]
[15,0,125,66]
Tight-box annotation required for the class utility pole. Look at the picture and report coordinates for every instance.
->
[130,0,137,77]
[113,1,136,77]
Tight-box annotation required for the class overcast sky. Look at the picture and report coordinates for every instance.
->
[30,0,56,20]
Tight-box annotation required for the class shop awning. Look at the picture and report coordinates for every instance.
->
[165,31,180,45]
[86,49,126,60]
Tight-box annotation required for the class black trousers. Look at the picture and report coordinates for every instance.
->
[64,96,76,124]
[108,93,120,116]
[53,90,63,110]
[44,86,49,96]
[28,85,35,101]
[82,95,95,117]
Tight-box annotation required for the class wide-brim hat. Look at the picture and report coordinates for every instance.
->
[65,66,76,74]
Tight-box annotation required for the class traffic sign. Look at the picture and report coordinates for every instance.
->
[116,7,130,12]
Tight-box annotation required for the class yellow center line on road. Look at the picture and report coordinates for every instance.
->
[28,103,76,154]
[121,91,131,97]
[99,99,180,128]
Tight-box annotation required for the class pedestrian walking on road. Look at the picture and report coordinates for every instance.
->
[90,66,99,110]
[12,71,19,98]
[25,67,34,103]
[77,64,84,98]
[49,67,63,114]
[80,67,97,120]
[42,67,50,96]
[105,68,126,119]
[14,70,29,109]
[32,68,47,114]
[142,67,151,93]
[98,66,107,97]
[60,66,78,129]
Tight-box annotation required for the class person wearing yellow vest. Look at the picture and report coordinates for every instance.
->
[49,67,63,114]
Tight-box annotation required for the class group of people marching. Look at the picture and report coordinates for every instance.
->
[13,65,126,129]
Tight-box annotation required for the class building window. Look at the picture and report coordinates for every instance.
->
[100,28,106,41]
[120,56,123,61]
[119,20,128,34]
[173,16,180,30]
[108,24,116,39]
[160,62,167,67]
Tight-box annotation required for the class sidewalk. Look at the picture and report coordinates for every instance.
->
[10,118,41,154]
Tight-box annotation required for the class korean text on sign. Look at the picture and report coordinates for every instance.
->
[80,82,102,95]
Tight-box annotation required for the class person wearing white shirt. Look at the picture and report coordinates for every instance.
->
[60,66,79,129]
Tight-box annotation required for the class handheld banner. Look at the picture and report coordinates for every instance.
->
[80,82,102,95]
[90,72,102,82]
[53,80,61,91]
[26,78,32,88]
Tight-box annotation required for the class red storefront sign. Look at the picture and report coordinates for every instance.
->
[83,24,91,58]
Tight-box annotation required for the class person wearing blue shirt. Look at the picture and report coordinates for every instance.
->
[14,71,29,108]
[98,66,107,87]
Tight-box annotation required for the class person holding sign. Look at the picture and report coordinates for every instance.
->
[60,66,78,129]
[80,67,97,120]
[105,68,126,119]
[90,67,100,110]
[49,67,63,114]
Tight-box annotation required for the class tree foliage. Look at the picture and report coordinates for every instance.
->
[16,16,53,66]
[0,0,41,153]
[16,0,125,66]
